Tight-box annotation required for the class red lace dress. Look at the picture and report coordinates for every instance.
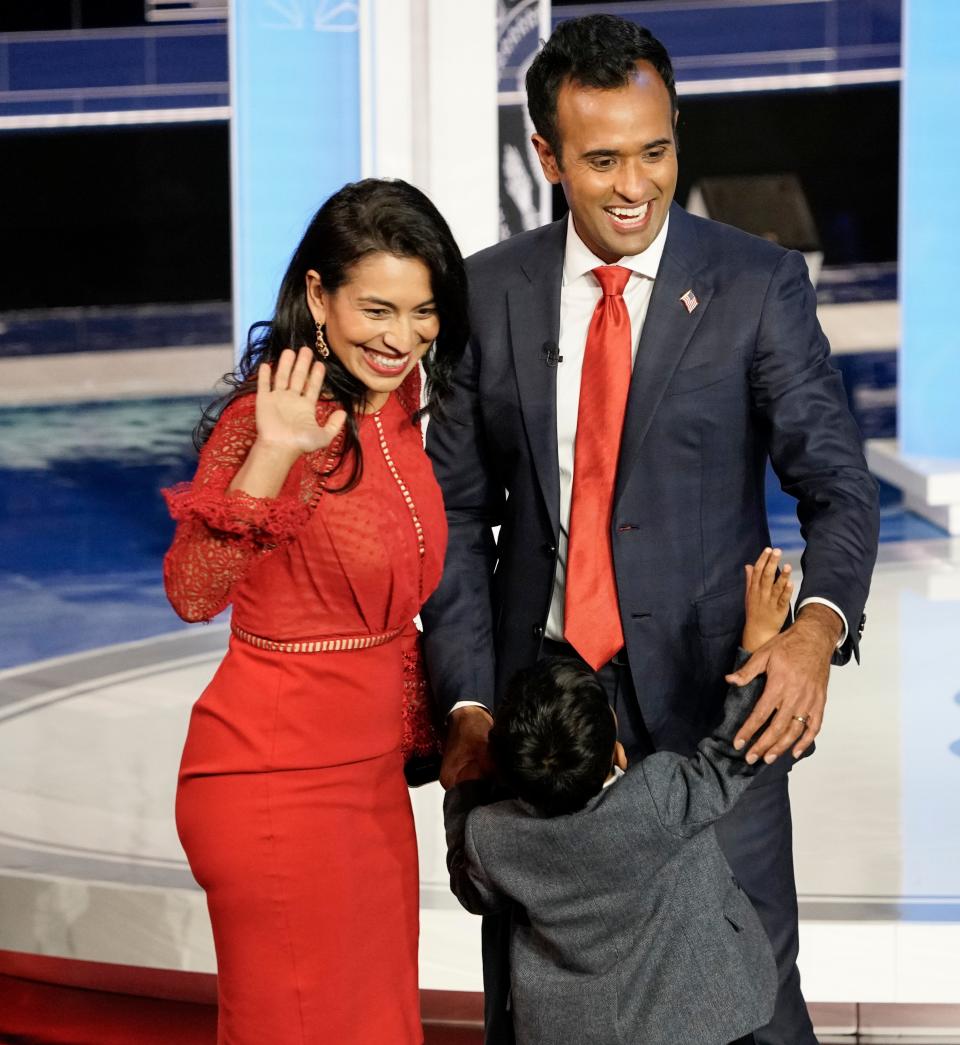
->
[163,374,445,1045]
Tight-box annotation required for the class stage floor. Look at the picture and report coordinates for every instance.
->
[1,540,959,1029]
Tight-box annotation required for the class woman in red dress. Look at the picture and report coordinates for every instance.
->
[163,179,467,1044]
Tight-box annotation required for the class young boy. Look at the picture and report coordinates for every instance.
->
[444,549,795,1045]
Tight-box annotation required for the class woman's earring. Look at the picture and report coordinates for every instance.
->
[315,322,330,360]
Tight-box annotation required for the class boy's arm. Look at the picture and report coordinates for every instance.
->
[641,649,767,837]
[443,781,512,916]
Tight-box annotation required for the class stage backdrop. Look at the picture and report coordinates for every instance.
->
[229,0,361,358]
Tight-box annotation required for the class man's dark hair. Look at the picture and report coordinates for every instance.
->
[489,658,617,818]
[526,14,677,164]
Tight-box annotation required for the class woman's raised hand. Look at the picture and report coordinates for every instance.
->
[228,347,347,500]
[255,346,347,456]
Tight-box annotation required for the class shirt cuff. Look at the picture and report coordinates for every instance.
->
[796,597,848,649]
[449,700,493,718]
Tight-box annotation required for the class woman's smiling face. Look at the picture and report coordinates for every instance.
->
[306,251,440,410]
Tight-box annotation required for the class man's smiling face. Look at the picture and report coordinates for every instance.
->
[533,61,678,263]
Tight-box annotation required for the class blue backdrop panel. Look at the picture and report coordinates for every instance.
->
[900,0,960,457]
[0,27,229,117]
[231,2,361,358]
[553,0,900,84]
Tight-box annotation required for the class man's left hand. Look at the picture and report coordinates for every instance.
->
[725,603,841,764]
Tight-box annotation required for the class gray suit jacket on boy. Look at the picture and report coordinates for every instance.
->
[444,658,777,1045]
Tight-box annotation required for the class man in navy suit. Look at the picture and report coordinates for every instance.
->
[421,14,879,1045]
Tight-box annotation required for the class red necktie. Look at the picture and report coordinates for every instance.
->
[564,265,632,670]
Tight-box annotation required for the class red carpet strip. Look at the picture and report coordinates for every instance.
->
[0,952,483,1045]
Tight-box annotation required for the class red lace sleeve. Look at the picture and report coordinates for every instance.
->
[400,622,442,762]
[162,395,317,623]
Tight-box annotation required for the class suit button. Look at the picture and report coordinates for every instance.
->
[542,541,557,557]
[532,624,544,639]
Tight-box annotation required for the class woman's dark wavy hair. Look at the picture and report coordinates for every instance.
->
[195,178,469,491]
[526,14,677,165]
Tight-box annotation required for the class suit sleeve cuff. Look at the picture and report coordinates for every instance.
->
[449,700,493,719]
[796,597,848,648]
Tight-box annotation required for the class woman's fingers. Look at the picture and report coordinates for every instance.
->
[322,409,347,445]
[288,345,314,394]
[305,358,327,402]
[257,362,272,395]
[270,346,325,399]
[274,347,296,390]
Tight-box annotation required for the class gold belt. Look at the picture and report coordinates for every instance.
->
[231,623,402,654]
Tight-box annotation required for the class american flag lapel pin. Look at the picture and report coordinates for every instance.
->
[680,289,698,314]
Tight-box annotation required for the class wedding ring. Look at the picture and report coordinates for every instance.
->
[792,714,808,725]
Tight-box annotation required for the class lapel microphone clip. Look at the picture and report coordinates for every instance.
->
[540,341,563,367]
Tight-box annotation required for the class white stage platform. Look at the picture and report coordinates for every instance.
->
[2,540,960,1029]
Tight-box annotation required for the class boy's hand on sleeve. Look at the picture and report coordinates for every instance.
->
[729,553,835,765]
[741,547,793,653]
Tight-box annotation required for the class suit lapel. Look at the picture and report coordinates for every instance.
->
[614,206,714,507]
[507,219,566,536]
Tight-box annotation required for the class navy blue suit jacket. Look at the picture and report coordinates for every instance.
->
[422,205,879,753]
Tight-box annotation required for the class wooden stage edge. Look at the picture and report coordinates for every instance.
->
[0,948,484,1027]
[4,950,960,1041]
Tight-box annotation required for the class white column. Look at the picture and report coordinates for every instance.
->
[361,0,499,258]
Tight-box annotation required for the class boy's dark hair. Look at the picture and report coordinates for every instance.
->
[526,14,677,165]
[489,658,617,818]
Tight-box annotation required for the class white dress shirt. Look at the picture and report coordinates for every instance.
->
[451,213,845,713]
[545,213,670,640]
